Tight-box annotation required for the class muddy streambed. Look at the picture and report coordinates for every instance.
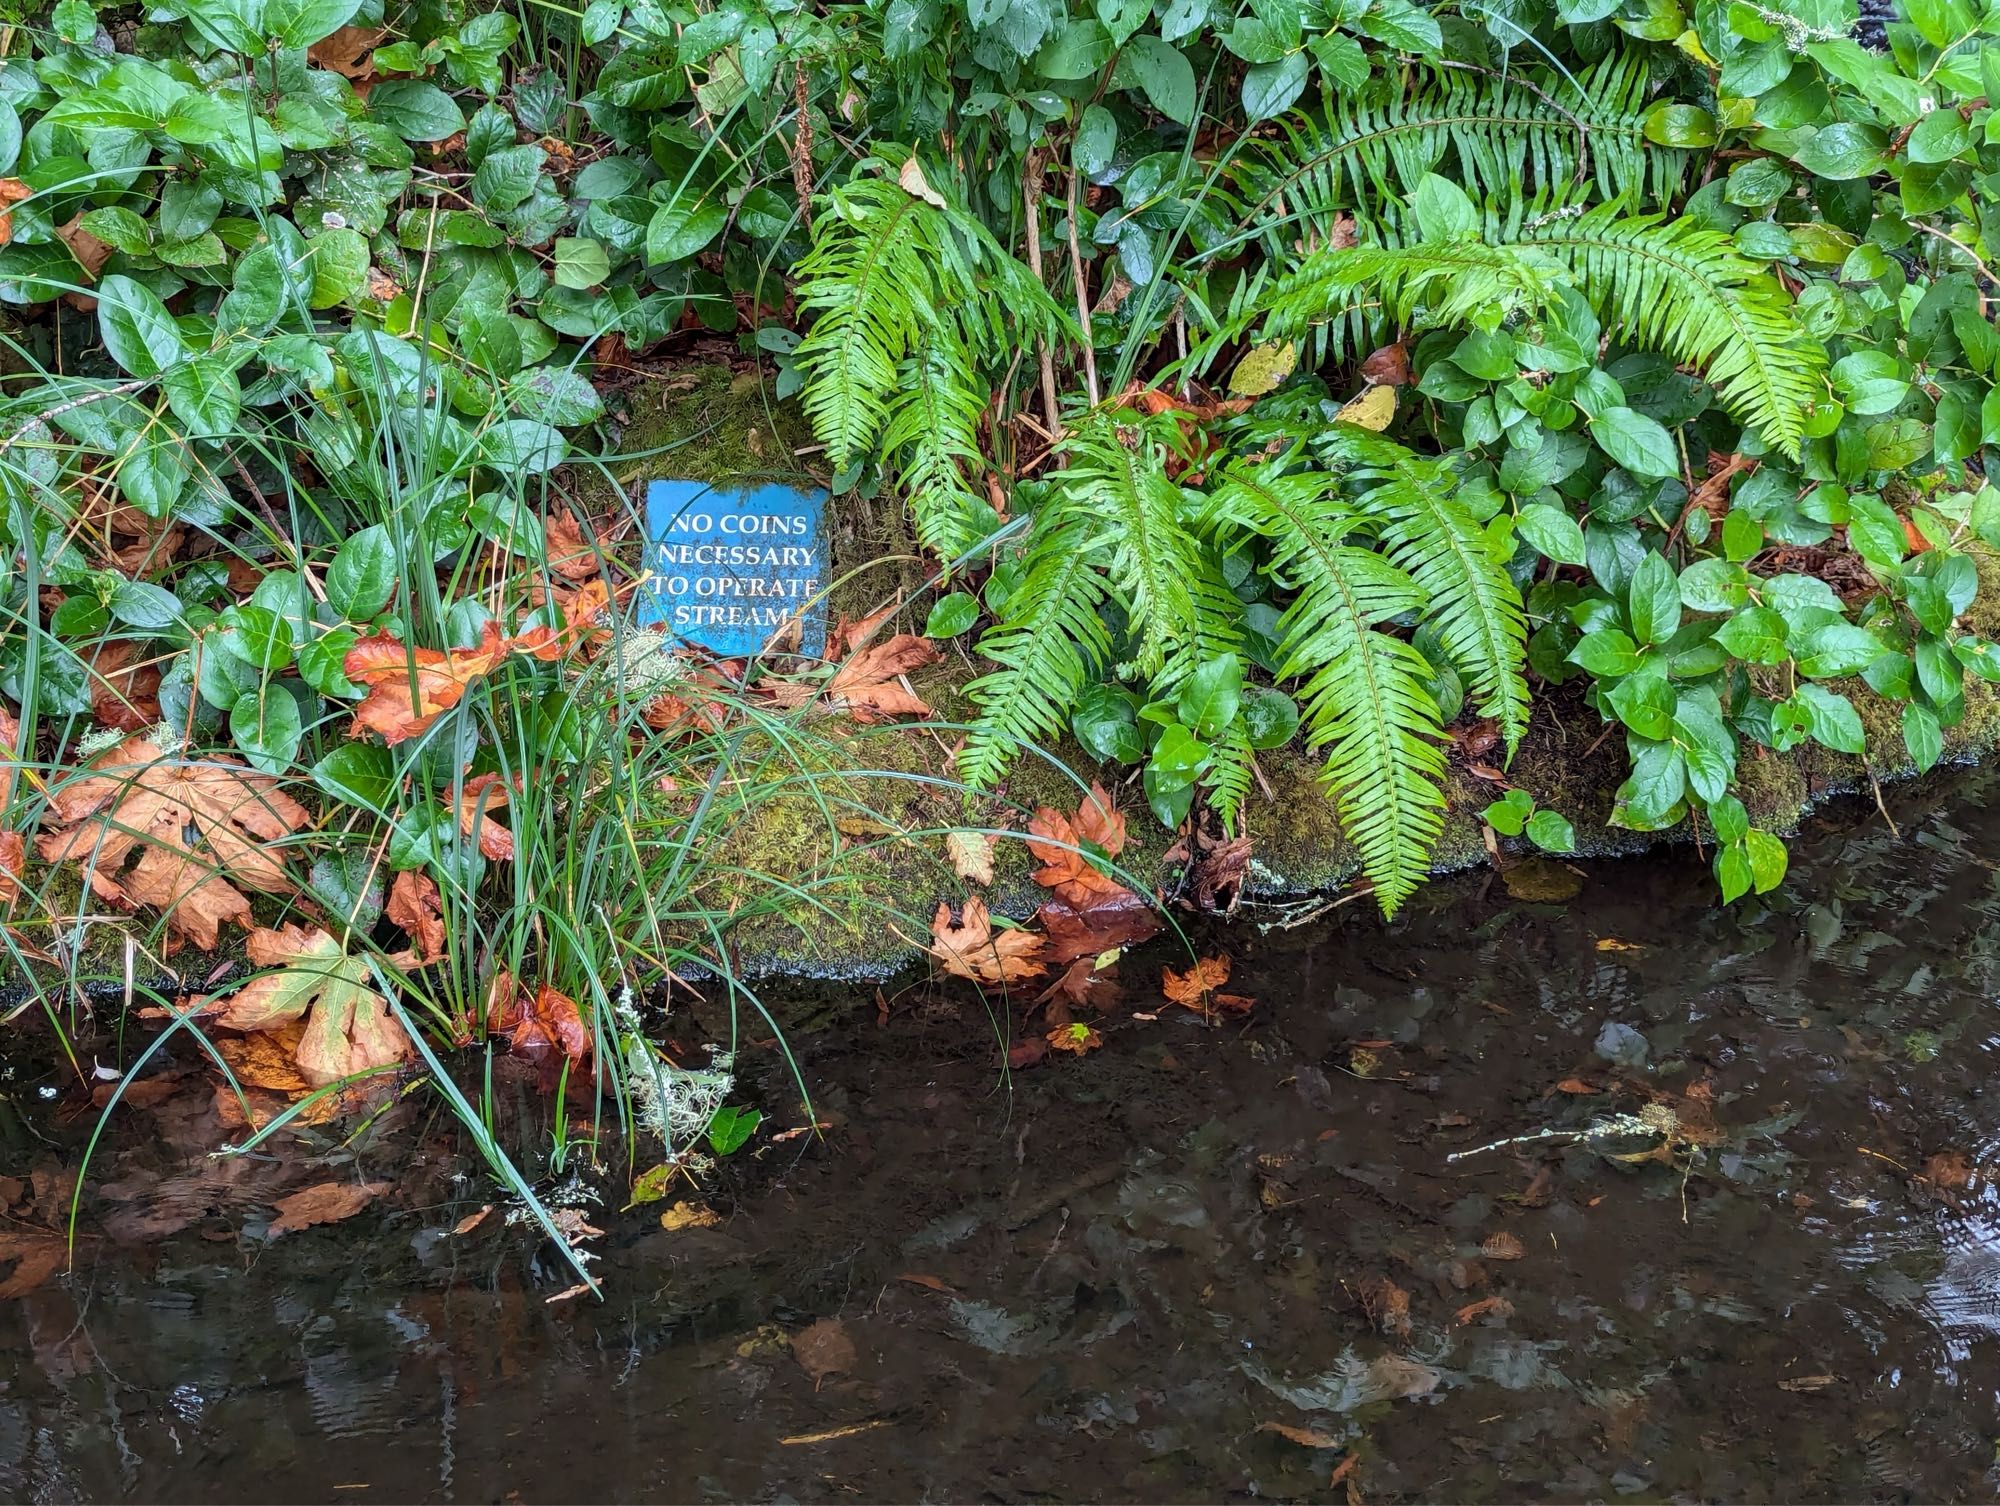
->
[9,770,2000,1502]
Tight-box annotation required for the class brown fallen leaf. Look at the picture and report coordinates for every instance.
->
[454,771,517,860]
[946,829,995,885]
[791,1317,857,1389]
[929,897,1046,985]
[1360,340,1411,387]
[56,214,113,282]
[386,869,446,962]
[1595,937,1644,952]
[1454,1295,1515,1325]
[84,639,161,732]
[306,23,385,77]
[0,702,22,904]
[198,925,416,1087]
[764,633,939,722]
[896,1273,956,1294]
[451,1204,494,1236]
[344,622,557,744]
[1922,1151,1976,1191]
[1258,1421,1343,1449]
[1037,954,1124,1011]
[541,507,602,580]
[0,178,32,248]
[486,974,593,1084]
[1162,954,1253,1017]
[1357,1273,1412,1337]
[1776,1373,1837,1393]
[660,1201,721,1231]
[1481,1231,1526,1261]
[1036,887,1161,965]
[36,737,309,948]
[0,1232,66,1299]
[1552,1077,1601,1095]
[268,1179,390,1236]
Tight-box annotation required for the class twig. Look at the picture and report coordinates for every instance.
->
[1912,220,1997,313]
[790,62,814,229]
[0,377,152,455]
[1064,168,1099,406]
[1021,147,1061,436]
[1866,763,1901,838]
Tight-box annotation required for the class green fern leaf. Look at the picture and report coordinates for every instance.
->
[1512,202,1822,458]
[1331,432,1530,756]
[1259,237,1568,353]
[961,519,1114,791]
[1206,458,1446,914]
[881,324,991,562]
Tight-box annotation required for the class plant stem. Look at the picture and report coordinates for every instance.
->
[1022,147,1060,436]
[1064,168,1099,407]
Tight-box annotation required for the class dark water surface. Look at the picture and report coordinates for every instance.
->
[9,771,2000,1503]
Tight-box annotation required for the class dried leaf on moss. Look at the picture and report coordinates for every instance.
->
[37,738,309,948]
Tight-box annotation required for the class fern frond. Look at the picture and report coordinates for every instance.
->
[1206,457,1446,915]
[1241,57,1683,254]
[1330,432,1530,756]
[1511,202,1821,458]
[881,324,990,562]
[1054,413,1240,694]
[793,177,940,472]
[1259,237,1568,352]
[960,519,1114,791]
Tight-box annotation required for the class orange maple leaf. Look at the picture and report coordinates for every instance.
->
[1162,954,1253,1016]
[36,737,308,948]
[1026,783,1127,903]
[1045,1020,1103,1054]
[486,973,593,1086]
[345,621,555,744]
[929,897,1046,985]
[543,508,602,580]
[454,771,517,860]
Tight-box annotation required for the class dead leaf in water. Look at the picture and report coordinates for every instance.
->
[660,1201,721,1231]
[1454,1295,1514,1325]
[1162,955,1252,1017]
[1046,1021,1103,1055]
[1356,1273,1411,1336]
[268,1180,390,1236]
[1036,887,1161,964]
[1481,1231,1526,1260]
[198,925,415,1087]
[896,1273,956,1295]
[1777,1373,1837,1393]
[791,1317,857,1388]
[1368,1352,1440,1399]
[929,898,1046,985]
[0,1232,65,1299]
[1258,1420,1343,1448]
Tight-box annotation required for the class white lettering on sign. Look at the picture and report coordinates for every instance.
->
[641,480,829,656]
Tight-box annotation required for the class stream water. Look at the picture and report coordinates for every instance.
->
[8,769,2000,1502]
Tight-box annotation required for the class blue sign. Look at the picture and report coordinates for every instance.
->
[638,479,827,658]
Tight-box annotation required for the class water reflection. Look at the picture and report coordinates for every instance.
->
[7,770,2000,1501]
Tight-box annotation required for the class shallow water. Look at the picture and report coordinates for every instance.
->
[8,770,2000,1503]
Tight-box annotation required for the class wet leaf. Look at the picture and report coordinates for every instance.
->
[1038,954,1124,1011]
[1357,1273,1411,1336]
[791,1317,857,1387]
[486,976,593,1082]
[1361,340,1412,386]
[1045,1020,1104,1054]
[1553,1077,1602,1095]
[451,1205,494,1235]
[1776,1373,1837,1392]
[660,1200,721,1231]
[1229,339,1298,397]
[37,737,309,949]
[627,1163,677,1206]
[267,1179,390,1236]
[454,771,517,860]
[307,23,385,77]
[946,830,995,885]
[764,634,939,722]
[1162,954,1252,1016]
[1480,1230,1526,1260]
[1454,1295,1515,1325]
[929,897,1046,985]
[200,925,415,1087]
[541,507,601,580]
[896,1272,956,1294]
[1258,1420,1343,1448]
[0,1232,65,1299]
[1501,856,1583,902]
[1026,804,1121,903]
[1036,886,1161,965]
[1335,383,1396,431]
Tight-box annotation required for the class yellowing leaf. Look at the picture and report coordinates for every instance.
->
[897,155,946,208]
[198,925,414,1087]
[1335,384,1397,431]
[1228,340,1297,397]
